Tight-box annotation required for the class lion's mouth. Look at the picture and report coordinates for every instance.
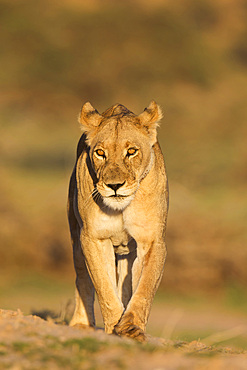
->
[109,195,129,199]
[96,183,137,210]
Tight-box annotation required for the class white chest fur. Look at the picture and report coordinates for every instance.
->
[91,209,125,241]
[89,207,140,255]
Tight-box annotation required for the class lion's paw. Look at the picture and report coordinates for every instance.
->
[113,313,146,343]
[70,323,95,331]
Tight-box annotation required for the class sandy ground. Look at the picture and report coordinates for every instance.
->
[1,309,247,370]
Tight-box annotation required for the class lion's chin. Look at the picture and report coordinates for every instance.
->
[102,195,134,211]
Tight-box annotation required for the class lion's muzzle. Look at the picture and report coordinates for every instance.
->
[105,181,126,194]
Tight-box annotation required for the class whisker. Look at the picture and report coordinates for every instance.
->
[92,188,103,206]
[82,188,98,209]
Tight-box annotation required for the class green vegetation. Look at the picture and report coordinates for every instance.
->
[0,272,74,315]
[149,289,247,351]
[0,337,108,369]
[63,337,107,353]
[224,283,247,312]
[1,331,245,370]
[12,341,31,352]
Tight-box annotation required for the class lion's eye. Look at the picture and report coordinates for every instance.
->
[127,148,138,157]
[95,149,105,158]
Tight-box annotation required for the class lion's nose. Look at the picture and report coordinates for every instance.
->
[106,181,126,192]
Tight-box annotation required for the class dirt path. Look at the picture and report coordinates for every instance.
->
[1,309,247,369]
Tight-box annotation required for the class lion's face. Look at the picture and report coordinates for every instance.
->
[79,101,162,211]
[90,120,154,210]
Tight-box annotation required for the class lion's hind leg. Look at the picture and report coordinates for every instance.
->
[70,241,96,328]
[116,249,136,309]
[68,183,95,328]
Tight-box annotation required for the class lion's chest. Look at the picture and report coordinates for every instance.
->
[92,211,124,239]
[91,211,132,254]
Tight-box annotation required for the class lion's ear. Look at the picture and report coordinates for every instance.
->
[78,102,102,132]
[138,100,163,145]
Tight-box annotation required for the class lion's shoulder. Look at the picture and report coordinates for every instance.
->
[76,133,88,160]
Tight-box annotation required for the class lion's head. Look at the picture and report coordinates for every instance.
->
[78,101,163,211]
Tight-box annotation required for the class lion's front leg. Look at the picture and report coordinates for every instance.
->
[81,233,125,333]
[114,240,167,342]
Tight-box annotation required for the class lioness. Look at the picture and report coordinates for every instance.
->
[68,101,169,342]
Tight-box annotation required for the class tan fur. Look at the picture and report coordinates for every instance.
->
[68,101,169,342]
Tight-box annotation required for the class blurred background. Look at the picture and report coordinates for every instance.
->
[1,0,247,348]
